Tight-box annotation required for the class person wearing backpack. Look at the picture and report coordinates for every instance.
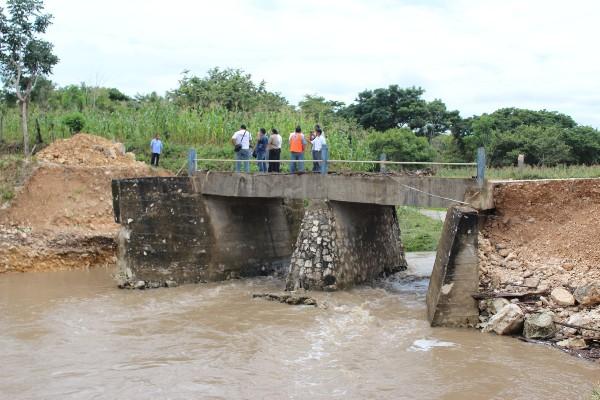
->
[288,126,306,173]
[231,124,252,172]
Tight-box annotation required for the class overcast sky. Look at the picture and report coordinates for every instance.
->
[38,0,600,127]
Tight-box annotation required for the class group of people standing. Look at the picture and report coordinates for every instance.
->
[231,124,327,173]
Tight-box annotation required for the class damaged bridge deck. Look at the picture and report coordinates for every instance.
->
[191,172,490,209]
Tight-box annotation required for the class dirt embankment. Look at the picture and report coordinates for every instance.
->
[479,179,600,360]
[0,134,171,273]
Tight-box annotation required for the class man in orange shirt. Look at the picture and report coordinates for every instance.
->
[288,126,306,173]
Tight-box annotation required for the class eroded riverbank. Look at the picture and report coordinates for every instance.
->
[0,253,597,400]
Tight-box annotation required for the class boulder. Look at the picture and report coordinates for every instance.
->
[490,298,510,314]
[556,338,587,350]
[523,277,540,288]
[550,287,575,306]
[165,280,178,288]
[483,304,524,335]
[134,280,146,290]
[573,282,600,306]
[523,312,556,339]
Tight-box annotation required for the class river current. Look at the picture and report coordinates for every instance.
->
[0,253,598,399]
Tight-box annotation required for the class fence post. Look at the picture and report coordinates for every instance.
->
[476,147,486,187]
[380,153,387,173]
[188,148,197,176]
[517,154,525,172]
[320,144,329,175]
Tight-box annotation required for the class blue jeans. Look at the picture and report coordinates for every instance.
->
[257,151,267,172]
[290,152,304,173]
[235,148,250,172]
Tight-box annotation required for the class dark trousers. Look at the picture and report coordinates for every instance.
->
[268,148,281,172]
[151,153,160,166]
[312,150,321,172]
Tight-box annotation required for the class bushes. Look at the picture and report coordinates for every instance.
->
[367,128,436,162]
[62,112,85,134]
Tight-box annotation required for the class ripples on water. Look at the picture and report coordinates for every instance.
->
[0,252,597,400]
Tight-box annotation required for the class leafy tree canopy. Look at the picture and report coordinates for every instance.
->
[367,128,436,162]
[168,67,288,112]
[0,0,58,156]
[343,85,461,139]
[298,94,344,123]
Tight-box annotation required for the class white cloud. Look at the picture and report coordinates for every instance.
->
[37,0,600,127]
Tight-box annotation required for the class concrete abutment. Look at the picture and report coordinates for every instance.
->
[426,206,480,327]
[112,177,301,286]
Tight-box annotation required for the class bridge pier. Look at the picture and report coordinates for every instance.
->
[286,200,407,290]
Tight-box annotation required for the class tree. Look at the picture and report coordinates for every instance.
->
[299,94,345,123]
[168,67,288,112]
[366,128,436,162]
[343,85,461,139]
[458,108,586,165]
[0,0,59,158]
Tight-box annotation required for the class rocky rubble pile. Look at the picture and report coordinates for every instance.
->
[478,234,600,357]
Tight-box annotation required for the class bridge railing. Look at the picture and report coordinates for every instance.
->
[187,147,486,185]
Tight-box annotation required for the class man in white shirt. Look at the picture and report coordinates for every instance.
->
[150,133,163,167]
[310,128,327,172]
[231,124,252,172]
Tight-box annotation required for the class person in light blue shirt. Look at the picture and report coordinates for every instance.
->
[150,133,163,167]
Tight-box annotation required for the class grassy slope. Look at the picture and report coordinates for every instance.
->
[397,206,443,252]
[436,164,600,180]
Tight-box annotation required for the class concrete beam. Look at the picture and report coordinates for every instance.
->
[193,172,486,209]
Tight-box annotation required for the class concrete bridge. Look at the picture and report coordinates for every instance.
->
[112,170,492,327]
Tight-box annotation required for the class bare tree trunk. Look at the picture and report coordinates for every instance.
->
[20,100,29,160]
[35,118,43,144]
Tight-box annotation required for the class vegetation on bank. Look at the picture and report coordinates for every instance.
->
[436,164,600,180]
[0,155,34,205]
[0,67,599,178]
[592,386,600,400]
[397,207,443,252]
[2,0,600,180]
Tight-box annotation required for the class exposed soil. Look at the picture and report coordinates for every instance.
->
[479,179,600,361]
[481,179,600,290]
[0,133,170,273]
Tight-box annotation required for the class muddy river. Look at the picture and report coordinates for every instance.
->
[0,253,598,399]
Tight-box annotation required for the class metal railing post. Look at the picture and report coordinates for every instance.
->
[380,153,387,173]
[320,144,329,175]
[476,147,486,187]
[188,148,197,176]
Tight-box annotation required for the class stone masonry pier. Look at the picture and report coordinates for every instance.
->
[286,200,406,291]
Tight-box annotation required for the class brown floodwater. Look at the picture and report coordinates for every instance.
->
[0,253,598,400]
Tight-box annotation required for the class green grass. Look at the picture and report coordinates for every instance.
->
[436,164,600,180]
[397,206,444,252]
[592,386,600,400]
[0,155,30,205]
